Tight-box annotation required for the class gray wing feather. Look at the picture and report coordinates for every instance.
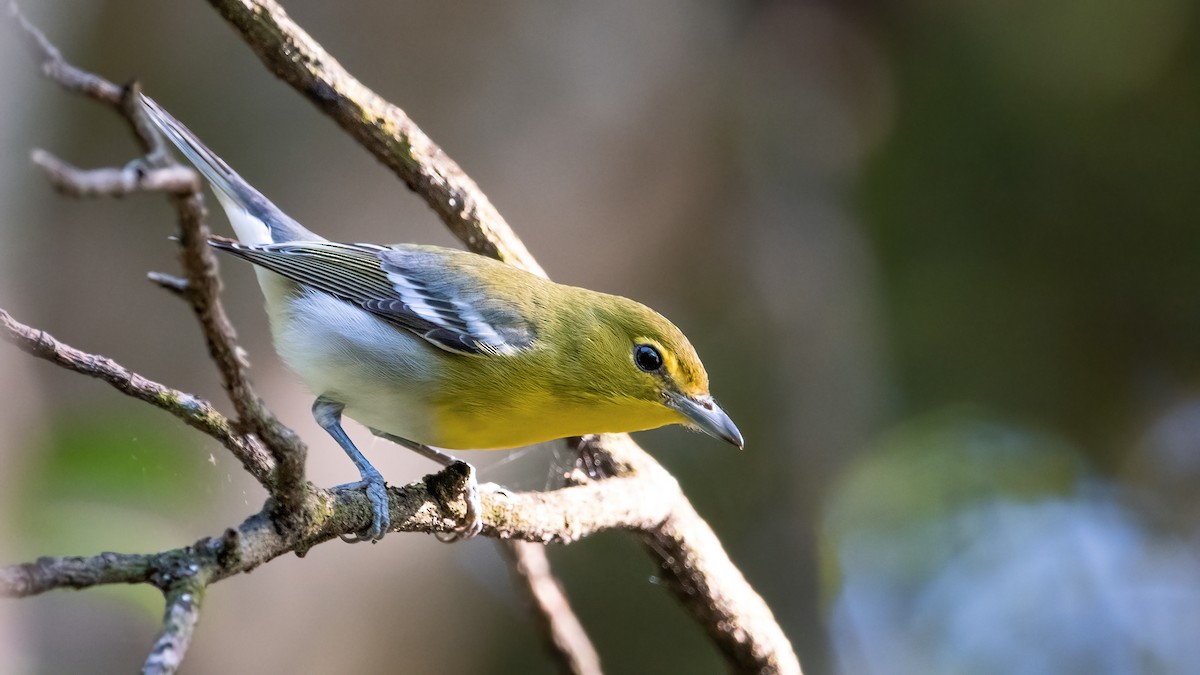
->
[211,241,531,355]
[378,250,535,349]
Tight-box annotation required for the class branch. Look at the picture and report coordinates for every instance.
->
[9,1,122,104]
[147,271,191,297]
[502,542,602,675]
[0,308,274,484]
[641,506,796,674]
[3,455,690,598]
[166,181,309,523]
[205,0,545,276]
[202,2,801,672]
[142,581,205,675]
[0,552,159,598]
[31,149,199,197]
[5,3,801,673]
[9,2,307,524]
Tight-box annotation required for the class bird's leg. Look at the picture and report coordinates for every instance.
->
[370,429,482,541]
[313,396,390,543]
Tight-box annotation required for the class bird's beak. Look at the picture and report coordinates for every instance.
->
[668,393,744,449]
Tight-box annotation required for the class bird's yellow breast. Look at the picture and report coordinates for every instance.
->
[430,391,683,450]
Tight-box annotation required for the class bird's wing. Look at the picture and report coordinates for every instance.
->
[210,240,533,355]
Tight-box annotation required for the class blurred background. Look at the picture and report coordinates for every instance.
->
[3,1,1200,673]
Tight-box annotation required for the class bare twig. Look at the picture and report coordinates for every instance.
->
[31,149,199,197]
[10,3,309,527]
[142,580,206,675]
[148,271,191,297]
[10,4,159,156]
[502,542,603,675]
[9,1,122,103]
[0,308,274,484]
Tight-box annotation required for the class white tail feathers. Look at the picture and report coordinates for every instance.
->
[211,191,275,245]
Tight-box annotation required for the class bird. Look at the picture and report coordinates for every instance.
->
[140,94,743,542]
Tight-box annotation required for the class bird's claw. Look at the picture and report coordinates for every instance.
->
[335,470,391,543]
[435,461,483,543]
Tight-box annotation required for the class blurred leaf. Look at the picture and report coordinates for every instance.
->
[17,404,214,554]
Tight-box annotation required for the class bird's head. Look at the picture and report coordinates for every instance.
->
[581,295,743,449]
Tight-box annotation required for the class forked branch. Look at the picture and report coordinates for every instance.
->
[2,2,801,673]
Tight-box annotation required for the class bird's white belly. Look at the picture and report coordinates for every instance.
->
[268,290,442,444]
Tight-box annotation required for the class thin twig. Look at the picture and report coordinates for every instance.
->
[9,4,309,527]
[142,580,206,675]
[0,308,274,484]
[31,149,199,197]
[9,1,122,104]
[148,271,191,297]
[502,542,603,675]
[10,4,159,156]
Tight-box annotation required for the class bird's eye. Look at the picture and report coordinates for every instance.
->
[634,344,664,373]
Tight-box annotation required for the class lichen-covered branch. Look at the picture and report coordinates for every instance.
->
[10,1,307,524]
[199,3,801,672]
[142,580,206,675]
[2,456,689,599]
[205,0,545,276]
[2,2,801,673]
[0,551,160,598]
[0,308,274,484]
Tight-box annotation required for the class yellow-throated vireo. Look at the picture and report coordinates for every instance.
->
[141,95,742,542]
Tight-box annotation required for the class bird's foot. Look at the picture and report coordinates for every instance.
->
[335,468,391,544]
[434,461,483,543]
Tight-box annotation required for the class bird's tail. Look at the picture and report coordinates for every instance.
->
[140,94,321,245]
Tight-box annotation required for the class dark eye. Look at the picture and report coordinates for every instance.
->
[634,344,664,373]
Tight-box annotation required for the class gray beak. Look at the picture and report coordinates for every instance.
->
[668,393,744,449]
